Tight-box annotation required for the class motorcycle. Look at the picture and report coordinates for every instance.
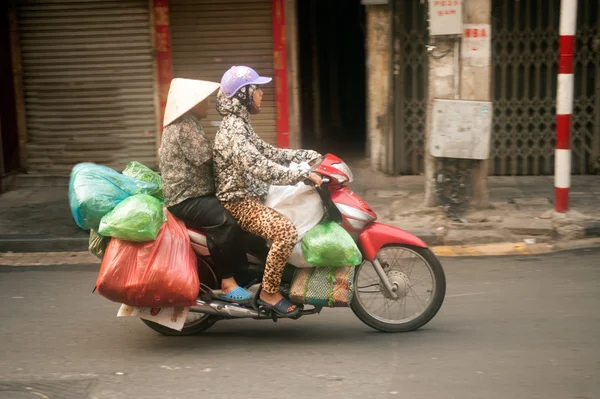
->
[142,154,446,335]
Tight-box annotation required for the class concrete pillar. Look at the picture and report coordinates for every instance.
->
[462,0,491,208]
[424,0,492,208]
[365,5,390,172]
[424,38,458,206]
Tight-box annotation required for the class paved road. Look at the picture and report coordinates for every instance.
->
[1,249,599,399]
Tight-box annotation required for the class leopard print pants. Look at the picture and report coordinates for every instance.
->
[224,198,298,294]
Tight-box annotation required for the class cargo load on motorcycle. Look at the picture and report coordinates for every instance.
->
[68,154,446,334]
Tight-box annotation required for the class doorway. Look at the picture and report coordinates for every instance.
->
[297,0,366,158]
[1,4,20,184]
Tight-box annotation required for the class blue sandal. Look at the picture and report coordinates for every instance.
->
[217,286,253,303]
[257,297,300,317]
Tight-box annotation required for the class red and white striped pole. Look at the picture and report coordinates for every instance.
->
[555,0,578,213]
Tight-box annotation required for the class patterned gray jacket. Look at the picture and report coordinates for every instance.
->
[159,115,214,207]
[213,87,320,203]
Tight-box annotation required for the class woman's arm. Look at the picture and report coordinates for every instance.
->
[248,129,321,166]
[226,133,310,186]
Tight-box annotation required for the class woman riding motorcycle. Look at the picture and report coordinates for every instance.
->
[159,78,253,304]
[213,66,322,317]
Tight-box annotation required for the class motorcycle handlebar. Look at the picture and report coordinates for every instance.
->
[303,175,330,187]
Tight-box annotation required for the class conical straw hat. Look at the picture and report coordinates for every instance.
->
[163,78,220,127]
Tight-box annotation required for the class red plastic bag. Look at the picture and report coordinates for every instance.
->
[96,210,199,307]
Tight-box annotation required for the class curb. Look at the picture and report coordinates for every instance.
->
[1,228,599,258]
[431,237,600,257]
[584,221,600,238]
[0,237,88,253]
[0,251,99,267]
[2,238,600,268]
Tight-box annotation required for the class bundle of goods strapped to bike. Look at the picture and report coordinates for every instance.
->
[69,155,445,334]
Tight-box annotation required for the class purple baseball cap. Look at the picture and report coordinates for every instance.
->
[220,66,272,98]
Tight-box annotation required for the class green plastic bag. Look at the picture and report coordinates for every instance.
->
[301,221,362,267]
[98,194,165,242]
[122,161,164,201]
[89,229,110,260]
[69,163,159,231]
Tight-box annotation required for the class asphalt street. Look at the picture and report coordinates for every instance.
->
[1,249,599,399]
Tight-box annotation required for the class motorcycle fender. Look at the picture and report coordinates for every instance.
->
[358,222,428,261]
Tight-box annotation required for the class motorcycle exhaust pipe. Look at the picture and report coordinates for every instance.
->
[190,299,260,319]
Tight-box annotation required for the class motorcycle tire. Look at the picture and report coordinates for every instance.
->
[142,314,219,336]
[351,244,446,333]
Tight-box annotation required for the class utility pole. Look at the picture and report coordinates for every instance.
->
[555,0,578,212]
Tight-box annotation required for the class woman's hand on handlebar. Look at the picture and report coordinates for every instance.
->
[308,172,323,187]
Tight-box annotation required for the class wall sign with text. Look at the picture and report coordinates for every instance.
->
[428,0,463,36]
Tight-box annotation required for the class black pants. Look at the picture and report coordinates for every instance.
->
[168,195,248,279]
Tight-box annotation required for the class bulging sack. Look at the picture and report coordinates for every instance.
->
[265,180,324,239]
[98,194,165,242]
[122,161,164,201]
[95,211,199,308]
[289,266,355,307]
[301,221,362,267]
[69,163,159,230]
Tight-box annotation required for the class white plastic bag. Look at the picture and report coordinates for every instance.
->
[266,162,324,268]
[288,242,314,268]
[265,173,324,239]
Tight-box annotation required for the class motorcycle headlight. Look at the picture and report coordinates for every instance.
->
[331,162,354,183]
[330,173,349,183]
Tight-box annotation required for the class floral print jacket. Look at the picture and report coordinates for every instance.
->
[213,87,320,203]
[159,115,214,207]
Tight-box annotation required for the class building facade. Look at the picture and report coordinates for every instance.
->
[1,0,598,186]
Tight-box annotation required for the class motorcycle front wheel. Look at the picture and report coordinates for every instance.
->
[351,244,446,333]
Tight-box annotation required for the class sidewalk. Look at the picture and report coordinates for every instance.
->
[349,159,600,246]
[1,165,599,253]
[0,177,88,252]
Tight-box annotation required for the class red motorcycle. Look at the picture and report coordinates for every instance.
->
[143,154,446,335]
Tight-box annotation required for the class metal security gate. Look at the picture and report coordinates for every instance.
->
[169,0,277,144]
[17,0,157,174]
[391,0,428,175]
[491,0,600,175]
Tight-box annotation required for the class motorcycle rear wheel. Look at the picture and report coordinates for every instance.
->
[142,313,219,336]
[351,244,446,333]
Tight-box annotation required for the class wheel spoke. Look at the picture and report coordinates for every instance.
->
[405,255,417,277]
[408,285,427,311]
[409,275,430,288]
[357,283,380,290]
[384,297,393,320]
[364,286,383,309]
[372,298,388,316]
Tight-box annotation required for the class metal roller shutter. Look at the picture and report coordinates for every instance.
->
[169,0,277,144]
[17,0,157,174]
